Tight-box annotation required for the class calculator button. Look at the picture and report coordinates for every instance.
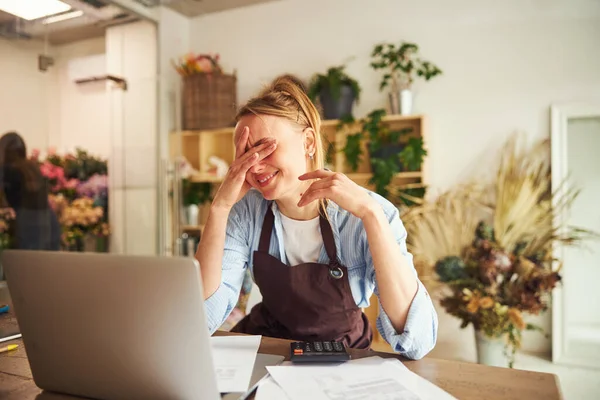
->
[293,349,303,354]
[333,342,344,352]
[304,343,312,352]
[313,341,323,352]
[323,341,333,352]
[292,342,302,349]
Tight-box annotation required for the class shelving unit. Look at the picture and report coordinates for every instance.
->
[170,114,425,189]
[169,113,426,237]
[170,114,426,351]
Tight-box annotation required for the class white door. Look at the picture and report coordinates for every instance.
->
[551,103,600,369]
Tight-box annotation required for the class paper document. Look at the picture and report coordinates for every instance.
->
[210,335,261,393]
[264,356,457,400]
[254,376,285,400]
[256,357,409,400]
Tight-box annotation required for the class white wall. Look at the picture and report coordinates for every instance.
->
[0,36,107,157]
[0,38,54,152]
[106,20,158,256]
[51,37,109,157]
[190,0,600,194]
[157,6,191,255]
[189,0,600,355]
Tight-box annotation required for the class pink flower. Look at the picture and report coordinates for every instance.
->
[39,162,54,178]
[197,57,212,72]
[47,147,57,156]
[64,179,80,190]
[30,149,40,161]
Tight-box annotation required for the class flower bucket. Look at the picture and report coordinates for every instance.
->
[475,330,510,367]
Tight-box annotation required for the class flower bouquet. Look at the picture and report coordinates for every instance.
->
[59,197,109,251]
[30,147,110,252]
[172,53,223,77]
[402,134,595,367]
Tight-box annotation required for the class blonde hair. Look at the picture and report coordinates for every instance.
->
[236,74,325,171]
[236,74,329,214]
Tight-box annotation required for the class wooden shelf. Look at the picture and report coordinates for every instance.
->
[320,113,424,129]
[170,113,427,225]
[182,225,204,231]
[189,174,224,183]
[178,127,235,137]
[346,172,421,180]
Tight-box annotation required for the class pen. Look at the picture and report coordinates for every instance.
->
[0,344,19,354]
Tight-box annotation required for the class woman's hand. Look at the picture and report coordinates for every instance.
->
[212,126,277,211]
[297,169,379,220]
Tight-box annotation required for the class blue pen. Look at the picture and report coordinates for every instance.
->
[0,304,9,314]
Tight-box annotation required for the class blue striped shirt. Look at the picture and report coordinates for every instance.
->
[204,188,438,359]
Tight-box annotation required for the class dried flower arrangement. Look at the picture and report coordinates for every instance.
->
[402,134,596,367]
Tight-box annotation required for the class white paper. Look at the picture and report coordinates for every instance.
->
[210,335,261,393]
[256,357,409,400]
[266,356,457,400]
[255,376,290,400]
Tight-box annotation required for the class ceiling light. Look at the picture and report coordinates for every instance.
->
[43,10,84,24]
[0,0,71,21]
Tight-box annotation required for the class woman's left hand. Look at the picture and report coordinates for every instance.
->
[298,170,379,220]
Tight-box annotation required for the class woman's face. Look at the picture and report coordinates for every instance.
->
[235,114,314,202]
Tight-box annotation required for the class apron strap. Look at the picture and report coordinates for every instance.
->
[319,211,340,267]
[258,206,275,253]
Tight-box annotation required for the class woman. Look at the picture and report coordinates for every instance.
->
[0,132,60,250]
[197,76,437,359]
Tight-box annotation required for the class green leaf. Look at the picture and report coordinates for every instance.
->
[398,137,427,171]
[342,133,363,172]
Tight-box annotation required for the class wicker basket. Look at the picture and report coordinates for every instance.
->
[182,73,237,130]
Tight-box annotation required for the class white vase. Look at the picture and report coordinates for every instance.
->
[184,204,199,226]
[388,89,413,115]
[399,89,412,115]
[475,330,509,367]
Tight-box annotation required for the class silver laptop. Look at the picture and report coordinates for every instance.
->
[2,250,282,400]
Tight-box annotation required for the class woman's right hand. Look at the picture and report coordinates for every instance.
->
[211,126,277,212]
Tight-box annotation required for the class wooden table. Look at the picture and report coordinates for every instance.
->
[0,300,563,399]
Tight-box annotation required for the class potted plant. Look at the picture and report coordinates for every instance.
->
[340,109,427,198]
[181,179,213,226]
[401,134,595,368]
[370,42,442,115]
[308,65,361,120]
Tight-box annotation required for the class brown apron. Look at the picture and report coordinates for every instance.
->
[231,206,373,349]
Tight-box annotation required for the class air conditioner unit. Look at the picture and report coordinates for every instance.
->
[68,53,127,90]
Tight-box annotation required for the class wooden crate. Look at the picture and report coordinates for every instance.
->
[182,73,237,130]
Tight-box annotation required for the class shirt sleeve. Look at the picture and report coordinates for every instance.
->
[365,203,438,360]
[203,203,250,334]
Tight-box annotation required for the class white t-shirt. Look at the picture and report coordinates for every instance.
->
[279,213,323,265]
